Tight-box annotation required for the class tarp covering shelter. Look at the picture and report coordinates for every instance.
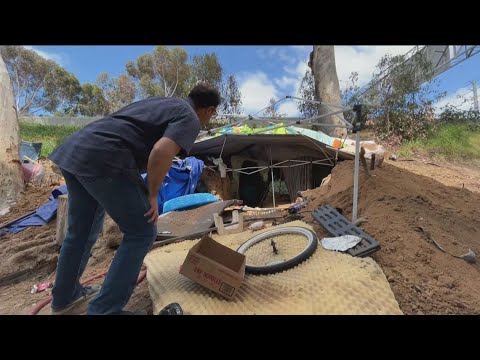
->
[191,133,353,163]
[189,129,354,205]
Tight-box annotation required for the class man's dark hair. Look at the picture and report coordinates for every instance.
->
[188,83,221,109]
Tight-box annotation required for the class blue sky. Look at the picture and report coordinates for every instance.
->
[26,45,480,115]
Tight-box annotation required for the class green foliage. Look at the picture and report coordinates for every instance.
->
[20,122,81,157]
[399,122,480,160]
[126,46,190,98]
[95,73,136,113]
[0,46,82,115]
[362,53,445,142]
[219,74,243,117]
[190,53,223,89]
[3,45,245,120]
[263,98,286,118]
[76,83,110,116]
[297,69,319,118]
[438,106,480,131]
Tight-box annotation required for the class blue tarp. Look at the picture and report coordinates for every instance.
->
[144,157,204,214]
[1,185,68,236]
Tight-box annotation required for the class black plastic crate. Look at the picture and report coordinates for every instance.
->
[312,205,380,257]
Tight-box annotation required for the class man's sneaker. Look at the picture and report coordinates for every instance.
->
[51,285,101,315]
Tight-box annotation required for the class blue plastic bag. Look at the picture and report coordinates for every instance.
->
[144,157,204,214]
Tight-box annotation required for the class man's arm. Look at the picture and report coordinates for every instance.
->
[144,136,181,223]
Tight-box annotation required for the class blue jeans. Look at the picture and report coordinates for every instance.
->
[51,169,156,315]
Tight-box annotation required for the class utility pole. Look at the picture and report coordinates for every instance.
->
[472,80,479,111]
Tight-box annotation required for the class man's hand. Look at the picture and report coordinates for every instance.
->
[144,196,159,224]
[145,136,181,225]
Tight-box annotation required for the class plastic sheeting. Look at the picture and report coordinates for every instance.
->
[145,157,204,214]
[1,185,67,236]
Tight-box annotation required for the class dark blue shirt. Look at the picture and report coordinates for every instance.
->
[49,97,200,178]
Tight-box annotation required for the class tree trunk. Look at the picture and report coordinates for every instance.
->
[0,54,23,216]
[309,46,347,138]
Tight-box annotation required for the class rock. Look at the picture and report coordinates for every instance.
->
[460,249,476,263]
[455,301,466,309]
[438,275,454,288]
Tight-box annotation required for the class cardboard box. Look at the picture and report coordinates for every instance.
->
[179,236,246,300]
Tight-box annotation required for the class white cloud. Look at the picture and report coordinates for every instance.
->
[276,48,296,64]
[291,45,311,53]
[434,86,474,113]
[257,47,296,64]
[334,46,415,88]
[239,60,309,116]
[278,101,300,117]
[277,60,308,97]
[238,72,279,114]
[283,64,298,76]
[274,76,298,90]
[23,46,66,65]
[243,46,418,117]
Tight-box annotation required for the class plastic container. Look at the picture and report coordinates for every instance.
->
[22,163,45,184]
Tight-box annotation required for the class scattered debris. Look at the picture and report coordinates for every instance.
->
[288,201,307,214]
[354,216,369,226]
[321,235,363,252]
[417,226,476,263]
[31,281,53,294]
[248,221,265,231]
[459,249,476,264]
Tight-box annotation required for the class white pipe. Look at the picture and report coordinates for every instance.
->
[352,131,361,223]
[270,146,276,208]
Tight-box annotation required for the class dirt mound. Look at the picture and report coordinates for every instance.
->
[0,163,151,314]
[302,160,480,315]
[0,160,63,286]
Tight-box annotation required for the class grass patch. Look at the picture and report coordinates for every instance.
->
[399,123,480,160]
[20,122,82,158]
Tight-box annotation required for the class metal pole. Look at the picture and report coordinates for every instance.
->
[352,105,362,223]
[286,95,354,127]
[253,108,352,135]
[219,135,227,158]
[250,96,288,117]
[270,146,276,208]
[472,81,479,111]
[286,95,350,110]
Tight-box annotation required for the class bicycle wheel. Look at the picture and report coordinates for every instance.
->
[237,226,318,275]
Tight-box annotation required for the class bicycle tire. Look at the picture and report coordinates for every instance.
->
[237,226,318,275]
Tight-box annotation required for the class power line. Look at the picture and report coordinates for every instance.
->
[354,46,480,102]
